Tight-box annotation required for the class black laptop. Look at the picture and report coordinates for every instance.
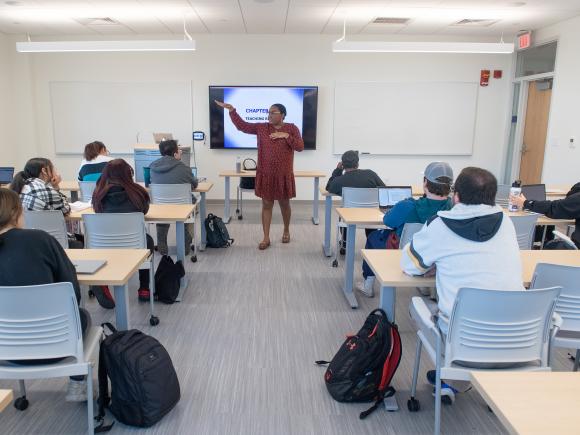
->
[0,167,14,184]
[521,184,546,202]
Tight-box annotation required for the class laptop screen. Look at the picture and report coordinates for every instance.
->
[0,167,14,184]
[191,167,197,178]
[521,184,546,202]
[379,186,412,207]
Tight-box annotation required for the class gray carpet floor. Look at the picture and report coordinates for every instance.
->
[1,201,574,434]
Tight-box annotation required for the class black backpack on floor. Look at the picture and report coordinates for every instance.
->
[96,323,181,431]
[205,213,234,248]
[316,309,402,419]
[154,255,185,304]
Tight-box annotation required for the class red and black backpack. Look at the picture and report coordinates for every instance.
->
[316,309,402,419]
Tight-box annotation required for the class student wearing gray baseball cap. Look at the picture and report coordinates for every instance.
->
[359,161,454,297]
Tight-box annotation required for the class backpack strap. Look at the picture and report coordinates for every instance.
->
[95,340,115,433]
[359,386,396,419]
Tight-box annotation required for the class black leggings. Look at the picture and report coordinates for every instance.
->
[138,234,155,288]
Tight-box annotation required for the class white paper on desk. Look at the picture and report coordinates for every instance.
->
[70,201,91,212]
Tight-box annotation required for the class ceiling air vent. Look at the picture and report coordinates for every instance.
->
[372,17,410,25]
[454,19,499,27]
[76,17,121,26]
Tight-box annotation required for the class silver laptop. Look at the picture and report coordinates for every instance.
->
[379,186,413,212]
[73,259,107,274]
[153,133,174,144]
[521,184,546,202]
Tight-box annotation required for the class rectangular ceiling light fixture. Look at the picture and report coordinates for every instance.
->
[332,40,514,54]
[16,39,196,53]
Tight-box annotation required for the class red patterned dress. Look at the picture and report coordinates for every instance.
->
[230,110,304,200]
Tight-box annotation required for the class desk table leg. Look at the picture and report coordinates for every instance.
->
[200,192,207,251]
[322,195,332,257]
[224,176,231,224]
[343,223,358,308]
[113,284,130,330]
[176,221,188,302]
[379,285,397,324]
[312,177,320,225]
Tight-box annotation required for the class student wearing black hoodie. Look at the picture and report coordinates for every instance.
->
[0,188,92,402]
[92,159,154,306]
[149,140,198,260]
[511,182,580,248]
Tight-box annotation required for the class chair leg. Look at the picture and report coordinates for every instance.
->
[18,379,26,397]
[149,254,159,326]
[574,349,580,372]
[240,190,244,219]
[434,339,443,435]
[87,364,94,435]
[410,337,422,397]
[332,225,341,267]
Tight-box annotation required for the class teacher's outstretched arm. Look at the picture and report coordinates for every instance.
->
[214,100,258,135]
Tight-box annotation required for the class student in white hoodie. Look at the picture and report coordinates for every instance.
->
[78,141,113,181]
[401,167,524,399]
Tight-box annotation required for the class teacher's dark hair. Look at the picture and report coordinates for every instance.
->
[0,188,22,232]
[84,141,107,161]
[159,140,179,157]
[454,167,497,206]
[10,158,54,194]
[272,103,287,118]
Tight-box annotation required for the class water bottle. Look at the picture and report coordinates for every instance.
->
[508,180,521,212]
[235,156,241,173]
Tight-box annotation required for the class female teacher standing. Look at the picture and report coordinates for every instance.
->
[215,100,304,250]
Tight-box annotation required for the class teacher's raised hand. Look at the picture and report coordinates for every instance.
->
[214,100,235,112]
[269,132,289,140]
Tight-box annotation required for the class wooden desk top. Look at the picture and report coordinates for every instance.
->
[67,249,149,286]
[67,203,196,222]
[0,389,12,413]
[546,184,572,197]
[336,207,574,227]
[361,249,580,288]
[133,144,190,151]
[59,180,212,194]
[319,185,423,197]
[219,170,326,178]
[471,372,580,435]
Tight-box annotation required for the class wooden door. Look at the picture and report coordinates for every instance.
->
[519,81,552,184]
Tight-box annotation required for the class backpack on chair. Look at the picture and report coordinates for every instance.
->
[316,309,402,419]
[205,213,234,248]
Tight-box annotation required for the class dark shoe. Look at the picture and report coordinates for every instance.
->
[92,286,115,309]
[138,287,151,302]
[340,247,346,256]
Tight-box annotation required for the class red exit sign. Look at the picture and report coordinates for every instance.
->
[518,32,532,50]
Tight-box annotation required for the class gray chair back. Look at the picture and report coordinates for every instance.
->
[83,213,147,249]
[79,181,97,202]
[23,210,68,249]
[149,184,191,205]
[509,213,539,249]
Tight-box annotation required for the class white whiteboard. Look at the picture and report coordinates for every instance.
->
[50,81,193,154]
[333,82,478,156]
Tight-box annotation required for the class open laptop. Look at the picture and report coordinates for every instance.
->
[72,259,107,274]
[521,184,546,202]
[153,133,174,144]
[379,186,413,213]
[0,167,14,184]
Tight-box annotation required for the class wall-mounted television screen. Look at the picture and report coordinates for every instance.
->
[209,86,318,150]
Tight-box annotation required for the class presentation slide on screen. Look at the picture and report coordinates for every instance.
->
[223,87,304,149]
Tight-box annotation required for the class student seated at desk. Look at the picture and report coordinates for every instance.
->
[10,157,82,249]
[327,150,386,254]
[359,162,454,297]
[511,182,580,248]
[78,140,112,181]
[92,159,155,307]
[149,139,198,261]
[401,167,523,398]
[0,188,92,402]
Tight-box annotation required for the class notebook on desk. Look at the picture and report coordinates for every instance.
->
[73,260,107,274]
[379,186,413,213]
